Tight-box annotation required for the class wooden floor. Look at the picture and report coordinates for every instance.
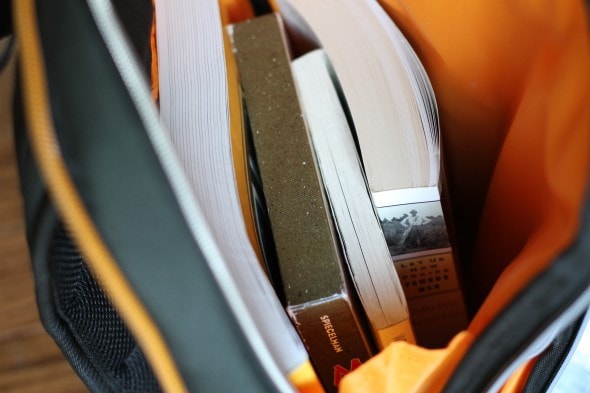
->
[0,43,88,392]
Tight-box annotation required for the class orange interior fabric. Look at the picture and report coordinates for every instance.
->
[150,0,159,101]
[340,332,473,393]
[218,0,254,24]
[342,0,590,391]
[378,0,590,323]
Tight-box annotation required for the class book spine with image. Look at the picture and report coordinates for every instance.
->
[228,13,374,393]
[374,187,469,348]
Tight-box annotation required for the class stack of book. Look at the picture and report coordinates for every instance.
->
[153,0,469,391]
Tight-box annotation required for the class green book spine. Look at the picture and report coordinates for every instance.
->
[230,13,373,392]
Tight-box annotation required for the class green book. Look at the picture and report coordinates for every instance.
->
[228,13,374,393]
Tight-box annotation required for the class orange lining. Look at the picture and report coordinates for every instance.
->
[377,1,590,334]
[219,0,254,24]
[150,0,159,102]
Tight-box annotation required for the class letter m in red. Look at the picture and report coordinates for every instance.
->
[333,358,362,387]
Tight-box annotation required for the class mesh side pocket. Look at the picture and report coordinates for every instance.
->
[50,223,161,393]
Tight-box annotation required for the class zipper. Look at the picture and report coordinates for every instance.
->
[12,0,188,392]
[84,1,295,392]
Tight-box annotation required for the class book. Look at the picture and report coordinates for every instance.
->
[221,6,286,286]
[228,13,374,393]
[292,49,415,348]
[222,24,267,270]
[152,0,314,389]
[277,0,469,347]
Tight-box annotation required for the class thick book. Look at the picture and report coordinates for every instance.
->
[152,0,313,389]
[228,13,374,393]
[292,49,415,348]
[277,0,469,347]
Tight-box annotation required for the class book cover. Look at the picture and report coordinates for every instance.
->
[229,13,374,392]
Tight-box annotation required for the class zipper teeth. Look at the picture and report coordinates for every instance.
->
[13,1,187,393]
[84,1,295,392]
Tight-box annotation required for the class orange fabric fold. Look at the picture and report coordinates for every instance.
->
[499,360,536,393]
[378,0,590,336]
[378,0,590,318]
[345,0,590,391]
[340,332,473,393]
[468,1,590,334]
[218,0,254,24]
